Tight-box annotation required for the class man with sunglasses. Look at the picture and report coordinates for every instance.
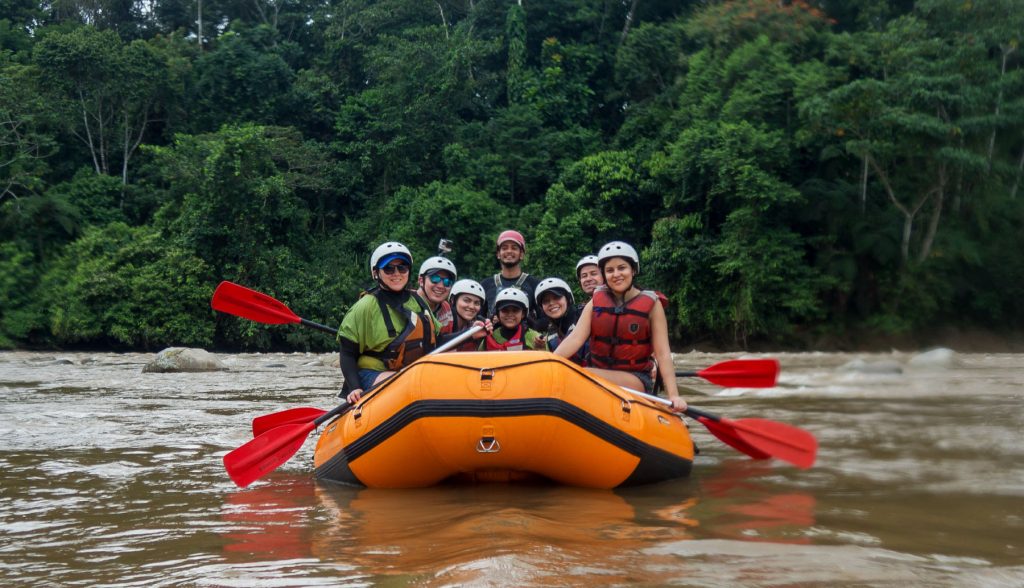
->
[416,256,457,334]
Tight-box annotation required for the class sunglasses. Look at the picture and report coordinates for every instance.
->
[380,264,410,275]
[428,274,453,287]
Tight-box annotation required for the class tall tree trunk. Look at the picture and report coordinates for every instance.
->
[918,166,946,263]
[1011,136,1024,200]
[78,93,101,175]
[197,0,203,50]
[437,2,449,40]
[867,153,929,264]
[620,0,640,46]
[987,46,1016,170]
[860,152,868,213]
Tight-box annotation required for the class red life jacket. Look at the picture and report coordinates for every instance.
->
[588,287,657,372]
[484,324,526,351]
[448,316,481,352]
[435,300,454,335]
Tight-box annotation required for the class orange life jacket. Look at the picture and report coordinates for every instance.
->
[364,291,436,370]
[588,287,657,372]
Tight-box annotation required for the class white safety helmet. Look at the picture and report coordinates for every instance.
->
[535,277,574,307]
[418,256,458,279]
[597,241,640,275]
[494,287,530,312]
[575,255,599,277]
[369,242,413,277]
[450,279,485,303]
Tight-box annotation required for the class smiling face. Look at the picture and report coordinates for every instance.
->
[577,264,603,296]
[602,257,635,295]
[376,260,411,292]
[418,271,454,305]
[496,241,524,268]
[497,305,524,329]
[539,291,568,320]
[454,293,482,322]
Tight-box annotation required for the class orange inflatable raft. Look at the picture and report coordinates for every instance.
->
[312,351,695,488]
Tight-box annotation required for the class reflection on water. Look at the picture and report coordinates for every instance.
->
[1,350,1023,586]
[218,463,817,585]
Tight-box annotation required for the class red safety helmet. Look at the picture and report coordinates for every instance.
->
[496,230,526,252]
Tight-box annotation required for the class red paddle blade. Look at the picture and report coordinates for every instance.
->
[698,359,779,388]
[722,417,817,469]
[252,407,328,437]
[223,422,316,487]
[211,281,301,325]
[694,416,772,460]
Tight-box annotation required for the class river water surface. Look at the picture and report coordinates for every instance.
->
[1,350,1021,587]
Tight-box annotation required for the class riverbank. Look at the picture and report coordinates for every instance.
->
[6,326,1024,355]
[684,326,1024,355]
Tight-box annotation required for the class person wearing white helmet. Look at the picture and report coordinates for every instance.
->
[338,242,489,403]
[448,279,488,352]
[480,287,544,351]
[575,254,604,299]
[416,256,457,334]
[552,241,687,412]
[534,277,586,364]
[480,229,542,323]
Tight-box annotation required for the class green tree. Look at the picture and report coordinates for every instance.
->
[533,150,655,280]
[43,222,215,348]
[375,180,510,280]
[33,27,174,185]
[150,124,318,282]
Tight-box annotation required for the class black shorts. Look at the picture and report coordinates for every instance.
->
[628,369,655,394]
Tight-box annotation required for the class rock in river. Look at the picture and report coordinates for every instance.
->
[142,348,229,373]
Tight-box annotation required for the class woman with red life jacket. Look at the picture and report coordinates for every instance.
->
[416,256,457,334]
[449,279,487,352]
[553,241,686,412]
[480,288,545,351]
[340,242,488,403]
[534,277,587,365]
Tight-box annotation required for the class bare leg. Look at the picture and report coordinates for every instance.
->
[586,367,644,391]
[372,371,397,387]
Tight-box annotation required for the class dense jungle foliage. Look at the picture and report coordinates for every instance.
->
[1,0,1022,351]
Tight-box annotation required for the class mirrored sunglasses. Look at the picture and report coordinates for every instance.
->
[428,274,453,287]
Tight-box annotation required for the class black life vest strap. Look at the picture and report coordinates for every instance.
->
[493,272,530,289]
[592,305,650,319]
[365,291,436,361]
[590,353,650,368]
[593,335,652,345]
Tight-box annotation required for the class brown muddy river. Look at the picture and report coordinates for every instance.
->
[1,349,1021,586]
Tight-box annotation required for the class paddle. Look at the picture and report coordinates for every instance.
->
[212,282,779,391]
[248,357,780,437]
[212,281,804,467]
[624,387,817,469]
[223,324,485,488]
[211,280,338,335]
[675,358,778,388]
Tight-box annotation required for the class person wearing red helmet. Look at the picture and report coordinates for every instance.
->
[479,229,542,323]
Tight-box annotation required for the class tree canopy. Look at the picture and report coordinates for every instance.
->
[1,0,1022,350]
